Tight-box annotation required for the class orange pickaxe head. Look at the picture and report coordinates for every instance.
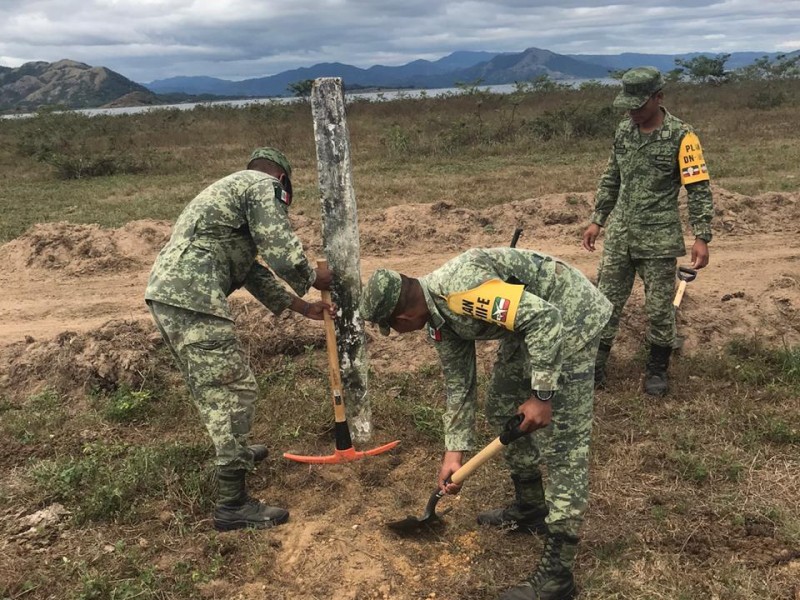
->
[283,439,400,464]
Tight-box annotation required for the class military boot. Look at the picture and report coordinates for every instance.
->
[499,532,579,600]
[249,444,269,463]
[594,342,612,389]
[477,473,548,534]
[643,344,672,397]
[212,468,289,531]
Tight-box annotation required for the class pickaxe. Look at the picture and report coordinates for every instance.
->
[283,261,399,464]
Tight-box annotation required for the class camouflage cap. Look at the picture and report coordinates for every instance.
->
[359,268,402,336]
[613,66,664,110]
[247,147,292,177]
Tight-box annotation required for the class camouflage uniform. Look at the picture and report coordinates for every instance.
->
[368,248,613,537]
[146,166,314,471]
[592,70,713,350]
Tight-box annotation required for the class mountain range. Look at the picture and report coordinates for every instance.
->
[1,47,795,113]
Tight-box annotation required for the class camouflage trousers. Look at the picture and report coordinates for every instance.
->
[147,300,258,471]
[485,334,600,538]
[596,250,677,348]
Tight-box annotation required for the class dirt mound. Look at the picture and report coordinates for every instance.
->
[0,220,172,276]
[711,188,800,236]
[0,299,328,401]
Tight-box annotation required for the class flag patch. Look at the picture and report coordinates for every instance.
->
[492,297,510,322]
[428,324,442,342]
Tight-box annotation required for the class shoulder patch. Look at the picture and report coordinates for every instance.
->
[428,324,442,342]
[273,182,290,206]
[444,279,525,331]
[678,131,710,185]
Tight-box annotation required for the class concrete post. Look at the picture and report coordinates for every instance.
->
[310,77,371,443]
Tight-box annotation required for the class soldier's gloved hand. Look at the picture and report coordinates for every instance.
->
[518,394,553,432]
[438,451,464,495]
[313,266,334,290]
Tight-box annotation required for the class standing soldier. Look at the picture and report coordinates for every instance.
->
[145,147,334,531]
[582,66,714,395]
[361,248,612,600]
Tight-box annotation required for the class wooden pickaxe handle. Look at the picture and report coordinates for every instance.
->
[318,260,346,426]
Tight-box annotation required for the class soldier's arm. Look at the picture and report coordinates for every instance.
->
[242,262,294,315]
[246,180,316,296]
[679,130,714,242]
[514,292,565,392]
[436,332,479,452]
[591,147,621,227]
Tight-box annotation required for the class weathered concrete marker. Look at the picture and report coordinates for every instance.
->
[311,77,371,443]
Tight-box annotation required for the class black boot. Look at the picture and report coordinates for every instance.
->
[644,344,672,397]
[212,468,289,531]
[594,342,612,389]
[499,532,579,600]
[477,473,548,534]
[249,445,269,463]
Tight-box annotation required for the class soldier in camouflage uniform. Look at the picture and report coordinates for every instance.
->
[583,66,714,396]
[361,248,612,600]
[145,147,335,531]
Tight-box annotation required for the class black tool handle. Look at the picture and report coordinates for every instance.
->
[499,414,527,445]
[510,228,523,248]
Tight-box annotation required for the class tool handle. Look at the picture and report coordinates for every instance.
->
[673,280,687,308]
[451,416,528,485]
[510,227,523,248]
[318,260,348,429]
[451,438,505,485]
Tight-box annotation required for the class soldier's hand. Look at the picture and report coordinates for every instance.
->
[438,451,464,495]
[582,223,601,252]
[691,239,709,269]
[313,266,334,290]
[302,300,336,321]
[518,397,552,432]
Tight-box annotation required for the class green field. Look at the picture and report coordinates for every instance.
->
[1,80,799,600]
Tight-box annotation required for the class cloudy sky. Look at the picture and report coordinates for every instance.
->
[1,0,798,83]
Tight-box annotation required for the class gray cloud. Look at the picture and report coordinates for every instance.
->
[1,0,797,82]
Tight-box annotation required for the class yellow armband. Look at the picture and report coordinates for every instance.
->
[679,131,710,185]
[444,279,525,331]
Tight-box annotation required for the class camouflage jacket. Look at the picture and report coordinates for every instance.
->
[419,248,612,450]
[145,170,315,320]
[592,109,714,258]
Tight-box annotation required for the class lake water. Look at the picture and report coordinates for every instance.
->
[2,79,618,119]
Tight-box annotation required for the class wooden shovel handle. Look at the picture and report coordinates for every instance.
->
[673,280,687,308]
[451,437,505,485]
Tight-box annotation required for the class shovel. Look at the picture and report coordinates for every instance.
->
[386,414,528,533]
[283,261,400,464]
[672,266,697,308]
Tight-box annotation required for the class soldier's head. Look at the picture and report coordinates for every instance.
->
[614,66,664,125]
[247,147,293,203]
[360,269,429,335]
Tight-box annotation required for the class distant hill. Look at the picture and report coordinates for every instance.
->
[144,47,609,96]
[0,59,157,112]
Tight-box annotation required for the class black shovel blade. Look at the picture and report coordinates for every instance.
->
[386,489,450,534]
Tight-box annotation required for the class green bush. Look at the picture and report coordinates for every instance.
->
[29,442,213,523]
[100,385,154,423]
[527,104,618,141]
[15,109,162,179]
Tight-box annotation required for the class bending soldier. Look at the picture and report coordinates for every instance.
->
[145,147,334,531]
[361,248,612,600]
